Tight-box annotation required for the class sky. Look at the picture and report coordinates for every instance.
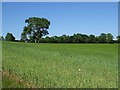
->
[2,2,118,40]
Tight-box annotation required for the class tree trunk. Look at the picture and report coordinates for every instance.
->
[35,39,37,43]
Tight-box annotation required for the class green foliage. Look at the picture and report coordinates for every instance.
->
[0,36,4,41]
[73,33,82,43]
[117,36,120,43]
[5,33,15,41]
[3,42,118,88]
[33,33,114,43]
[21,17,50,43]
[89,34,96,43]
[106,33,114,43]
[98,33,107,43]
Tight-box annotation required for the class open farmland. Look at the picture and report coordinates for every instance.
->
[2,41,118,88]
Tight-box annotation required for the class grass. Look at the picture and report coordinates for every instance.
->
[2,76,24,88]
[2,41,118,88]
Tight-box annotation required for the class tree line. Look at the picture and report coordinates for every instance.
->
[0,17,120,43]
[1,32,120,43]
[20,33,120,43]
[37,33,120,43]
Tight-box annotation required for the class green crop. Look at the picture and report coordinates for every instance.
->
[2,41,118,88]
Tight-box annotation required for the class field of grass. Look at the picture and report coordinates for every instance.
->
[2,41,118,88]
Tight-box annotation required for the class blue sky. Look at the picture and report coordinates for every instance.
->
[2,2,118,40]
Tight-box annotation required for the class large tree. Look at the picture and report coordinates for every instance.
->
[5,33,15,41]
[21,17,50,43]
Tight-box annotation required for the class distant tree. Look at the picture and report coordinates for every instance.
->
[65,35,71,43]
[95,36,99,43]
[98,33,107,43]
[69,36,73,43]
[81,34,89,43]
[89,34,96,43]
[58,35,64,43]
[106,33,114,43]
[57,34,68,43]
[49,36,57,43]
[0,36,4,41]
[5,33,15,41]
[44,36,50,43]
[56,36,61,43]
[61,34,70,43]
[73,33,82,43]
[21,17,50,43]
[52,36,59,43]
[117,36,120,43]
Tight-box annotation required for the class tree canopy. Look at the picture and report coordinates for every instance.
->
[5,33,15,41]
[21,17,50,43]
